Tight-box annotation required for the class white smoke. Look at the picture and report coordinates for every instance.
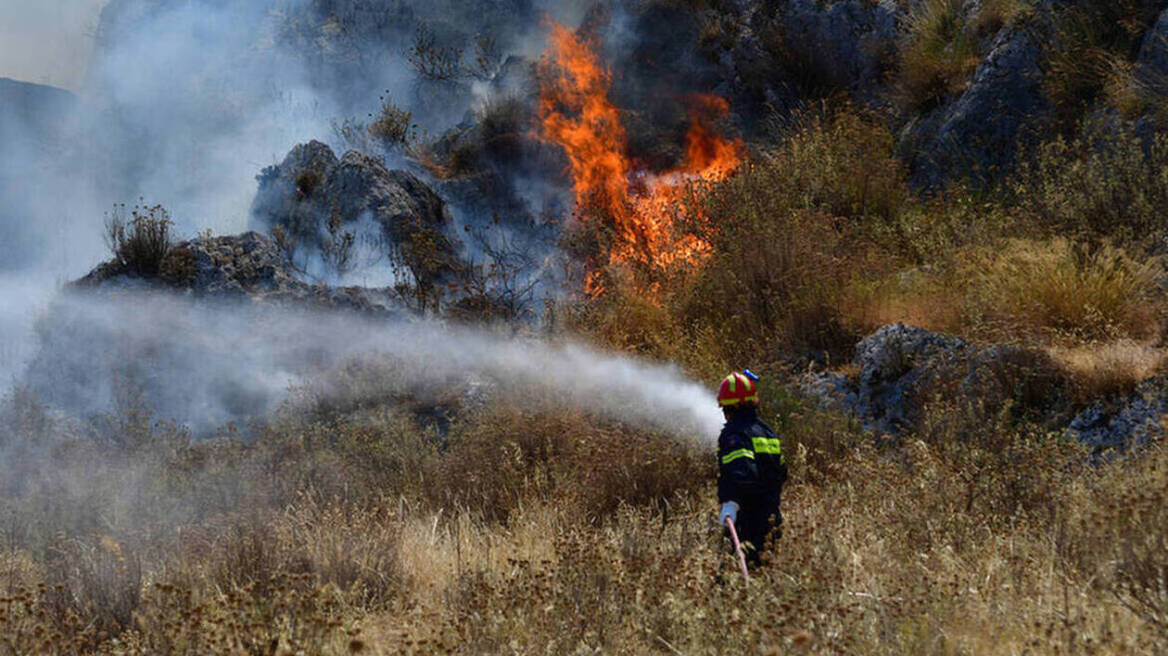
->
[1,1,727,446]
[26,291,724,440]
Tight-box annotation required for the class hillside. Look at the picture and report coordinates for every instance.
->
[0,0,1167,654]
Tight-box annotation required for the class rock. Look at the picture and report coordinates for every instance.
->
[710,0,900,116]
[76,231,398,315]
[0,78,75,142]
[251,141,465,288]
[775,0,901,103]
[801,324,1070,435]
[853,324,969,432]
[1136,10,1168,92]
[799,371,858,416]
[1067,377,1168,450]
[907,27,1046,185]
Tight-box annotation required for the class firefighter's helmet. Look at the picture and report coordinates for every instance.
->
[717,372,759,407]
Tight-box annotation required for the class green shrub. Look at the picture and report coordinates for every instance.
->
[768,108,909,223]
[1013,120,1168,242]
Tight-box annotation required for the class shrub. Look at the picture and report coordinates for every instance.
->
[1041,0,1164,128]
[44,536,142,639]
[768,108,909,223]
[407,25,463,81]
[971,0,1032,37]
[964,238,1163,341]
[368,93,413,147]
[104,204,175,278]
[680,201,858,362]
[476,95,527,162]
[892,0,981,112]
[158,246,198,286]
[1013,120,1168,242]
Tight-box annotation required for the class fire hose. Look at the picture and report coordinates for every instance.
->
[724,516,750,582]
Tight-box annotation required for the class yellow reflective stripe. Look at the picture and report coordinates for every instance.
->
[721,449,754,465]
[752,437,782,455]
[726,374,737,393]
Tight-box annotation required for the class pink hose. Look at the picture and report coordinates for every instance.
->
[724,517,750,582]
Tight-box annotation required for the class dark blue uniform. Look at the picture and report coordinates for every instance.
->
[717,406,787,566]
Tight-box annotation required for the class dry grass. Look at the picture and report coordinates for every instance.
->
[892,0,981,112]
[1,353,1166,654]
[964,238,1163,342]
[1041,0,1164,128]
[1050,339,1168,401]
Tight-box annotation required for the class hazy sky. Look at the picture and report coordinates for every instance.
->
[0,0,108,90]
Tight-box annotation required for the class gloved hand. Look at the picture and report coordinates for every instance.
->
[720,501,739,526]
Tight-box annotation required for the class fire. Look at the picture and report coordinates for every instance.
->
[538,22,742,296]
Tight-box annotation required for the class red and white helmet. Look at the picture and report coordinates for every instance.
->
[717,372,758,407]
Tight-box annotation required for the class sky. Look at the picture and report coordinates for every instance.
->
[0,0,108,89]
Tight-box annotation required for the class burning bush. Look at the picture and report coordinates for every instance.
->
[538,22,742,298]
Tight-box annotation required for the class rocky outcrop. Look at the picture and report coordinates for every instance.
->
[76,231,397,315]
[775,0,901,103]
[906,27,1047,185]
[802,324,1071,435]
[0,78,75,141]
[1068,377,1168,450]
[251,141,466,288]
[1136,9,1168,93]
[802,323,1168,450]
[706,0,900,117]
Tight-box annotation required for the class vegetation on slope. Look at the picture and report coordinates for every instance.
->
[6,1,1168,653]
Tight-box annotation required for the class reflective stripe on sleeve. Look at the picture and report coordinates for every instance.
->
[721,448,755,465]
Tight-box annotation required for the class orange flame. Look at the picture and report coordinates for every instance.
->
[538,22,742,296]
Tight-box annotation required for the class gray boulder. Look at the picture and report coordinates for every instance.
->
[1068,377,1168,450]
[251,141,465,288]
[802,324,1069,435]
[906,27,1046,184]
[1136,9,1168,94]
[77,231,396,315]
[775,0,901,102]
[802,323,1167,450]
[853,324,969,433]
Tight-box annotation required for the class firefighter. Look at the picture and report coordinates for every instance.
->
[716,371,787,568]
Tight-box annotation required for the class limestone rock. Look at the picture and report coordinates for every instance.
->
[908,27,1046,184]
[1068,377,1168,450]
[802,324,1070,435]
[251,141,465,287]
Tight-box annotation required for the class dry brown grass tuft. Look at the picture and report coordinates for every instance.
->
[1051,340,1168,401]
[964,238,1163,342]
[892,0,981,112]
